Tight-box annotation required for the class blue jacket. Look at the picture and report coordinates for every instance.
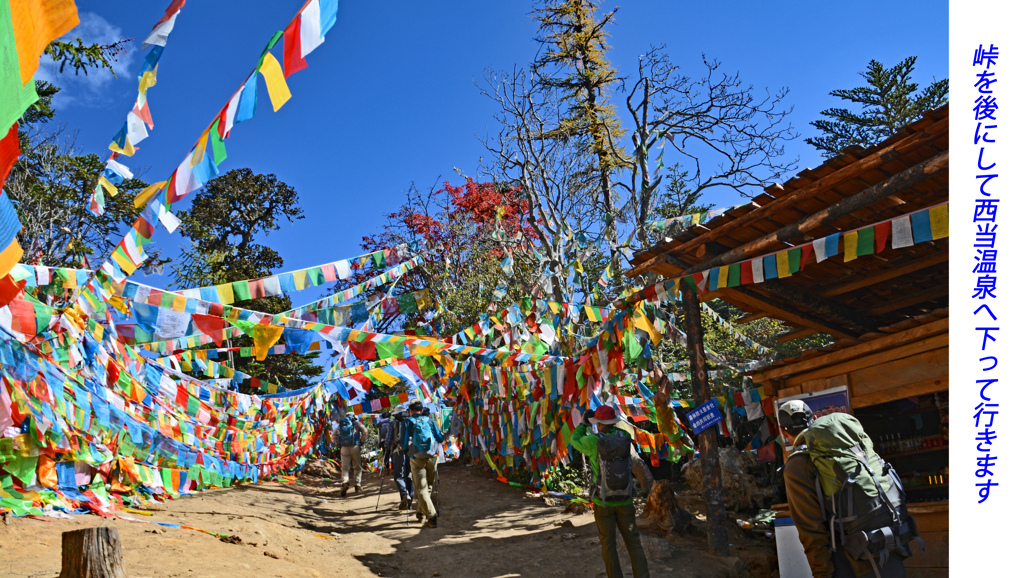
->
[401,414,445,456]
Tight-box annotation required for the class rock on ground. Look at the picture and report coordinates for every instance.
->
[682,446,775,511]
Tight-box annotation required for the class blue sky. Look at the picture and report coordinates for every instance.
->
[40,0,949,315]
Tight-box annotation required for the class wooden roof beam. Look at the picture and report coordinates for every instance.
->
[775,328,817,343]
[757,278,879,336]
[750,317,948,382]
[821,252,949,297]
[677,150,949,276]
[721,287,857,340]
[865,286,948,316]
[627,117,948,278]
[736,311,769,324]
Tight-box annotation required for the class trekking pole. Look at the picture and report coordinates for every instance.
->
[374,466,387,512]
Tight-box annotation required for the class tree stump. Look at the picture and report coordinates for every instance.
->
[59,527,127,578]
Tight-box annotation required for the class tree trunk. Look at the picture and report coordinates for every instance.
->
[679,289,730,556]
[59,527,127,578]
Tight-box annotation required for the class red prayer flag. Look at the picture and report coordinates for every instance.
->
[1,123,20,187]
[874,221,890,254]
[0,275,26,308]
[800,244,813,269]
[192,314,227,346]
[282,18,307,78]
[739,260,754,285]
[350,341,377,360]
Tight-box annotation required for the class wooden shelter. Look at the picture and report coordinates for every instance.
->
[627,105,949,576]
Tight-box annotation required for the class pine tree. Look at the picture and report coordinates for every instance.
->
[806,57,948,158]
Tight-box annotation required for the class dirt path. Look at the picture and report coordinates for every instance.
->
[0,464,776,577]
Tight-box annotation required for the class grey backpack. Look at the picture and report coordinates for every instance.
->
[595,431,634,502]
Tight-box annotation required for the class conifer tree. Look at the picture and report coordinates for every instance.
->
[807,56,948,157]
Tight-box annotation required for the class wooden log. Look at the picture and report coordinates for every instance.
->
[59,527,127,578]
[679,289,730,556]
[678,150,949,276]
[626,119,948,278]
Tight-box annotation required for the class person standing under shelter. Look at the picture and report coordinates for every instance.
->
[402,400,446,528]
[570,405,651,578]
[780,399,914,578]
[336,410,368,497]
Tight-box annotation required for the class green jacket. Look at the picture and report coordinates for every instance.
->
[570,424,640,507]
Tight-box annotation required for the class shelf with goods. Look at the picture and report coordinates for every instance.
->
[879,445,949,460]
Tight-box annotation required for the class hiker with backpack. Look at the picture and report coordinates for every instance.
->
[570,404,650,578]
[336,410,368,497]
[401,400,446,528]
[377,411,394,471]
[390,407,416,511]
[780,400,921,578]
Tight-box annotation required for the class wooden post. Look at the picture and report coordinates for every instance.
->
[679,288,730,556]
[59,527,127,578]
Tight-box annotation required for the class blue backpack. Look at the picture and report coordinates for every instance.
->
[408,416,435,455]
[336,416,356,446]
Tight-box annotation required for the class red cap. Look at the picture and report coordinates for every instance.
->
[594,405,618,424]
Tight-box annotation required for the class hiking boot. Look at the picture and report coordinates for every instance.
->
[354,486,362,493]
[425,516,437,528]
[340,483,349,497]
[416,512,423,522]
[399,495,409,511]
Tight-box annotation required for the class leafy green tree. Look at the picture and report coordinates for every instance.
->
[806,57,949,158]
[173,168,321,392]
[3,37,138,266]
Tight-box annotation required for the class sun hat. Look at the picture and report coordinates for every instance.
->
[594,405,619,425]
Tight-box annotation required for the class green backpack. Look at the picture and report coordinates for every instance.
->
[801,413,923,577]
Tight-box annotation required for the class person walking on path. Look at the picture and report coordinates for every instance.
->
[377,411,394,471]
[570,405,651,578]
[389,407,416,511]
[336,410,368,497]
[402,400,446,528]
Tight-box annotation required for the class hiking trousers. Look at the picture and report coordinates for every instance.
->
[593,503,650,578]
[410,455,438,519]
[392,450,415,499]
[339,445,362,487]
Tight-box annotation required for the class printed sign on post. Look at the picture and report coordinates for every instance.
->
[686,400,723,435]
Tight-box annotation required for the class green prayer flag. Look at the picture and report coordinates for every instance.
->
[727,263,742,288]
[375,341,404,360]
[397,293,416,313]
[371,251,386,268]
[856,227,875,256]
[787,248,802,274]
[231,280,252,302]
[210,118,228,165]
[417,356,437,378]
[4,456,37,485]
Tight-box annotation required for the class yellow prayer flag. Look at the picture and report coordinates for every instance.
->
[215,284,235,305]
[843,231,858,262]
[10,0,79,85]
[98,176,118,197]
[776,250,791,278]
[293,271,308,290]
[138,66,158,94]
[111,251,138,276]
[258,53,292,112]
[171,294,187,312]
[134,181,167,208]
[369,368,400,387]
[929,204,949,240]
[717,265,729,290]
[191,126,211,168]
[253,324,284,361]
[632,307,662,346]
